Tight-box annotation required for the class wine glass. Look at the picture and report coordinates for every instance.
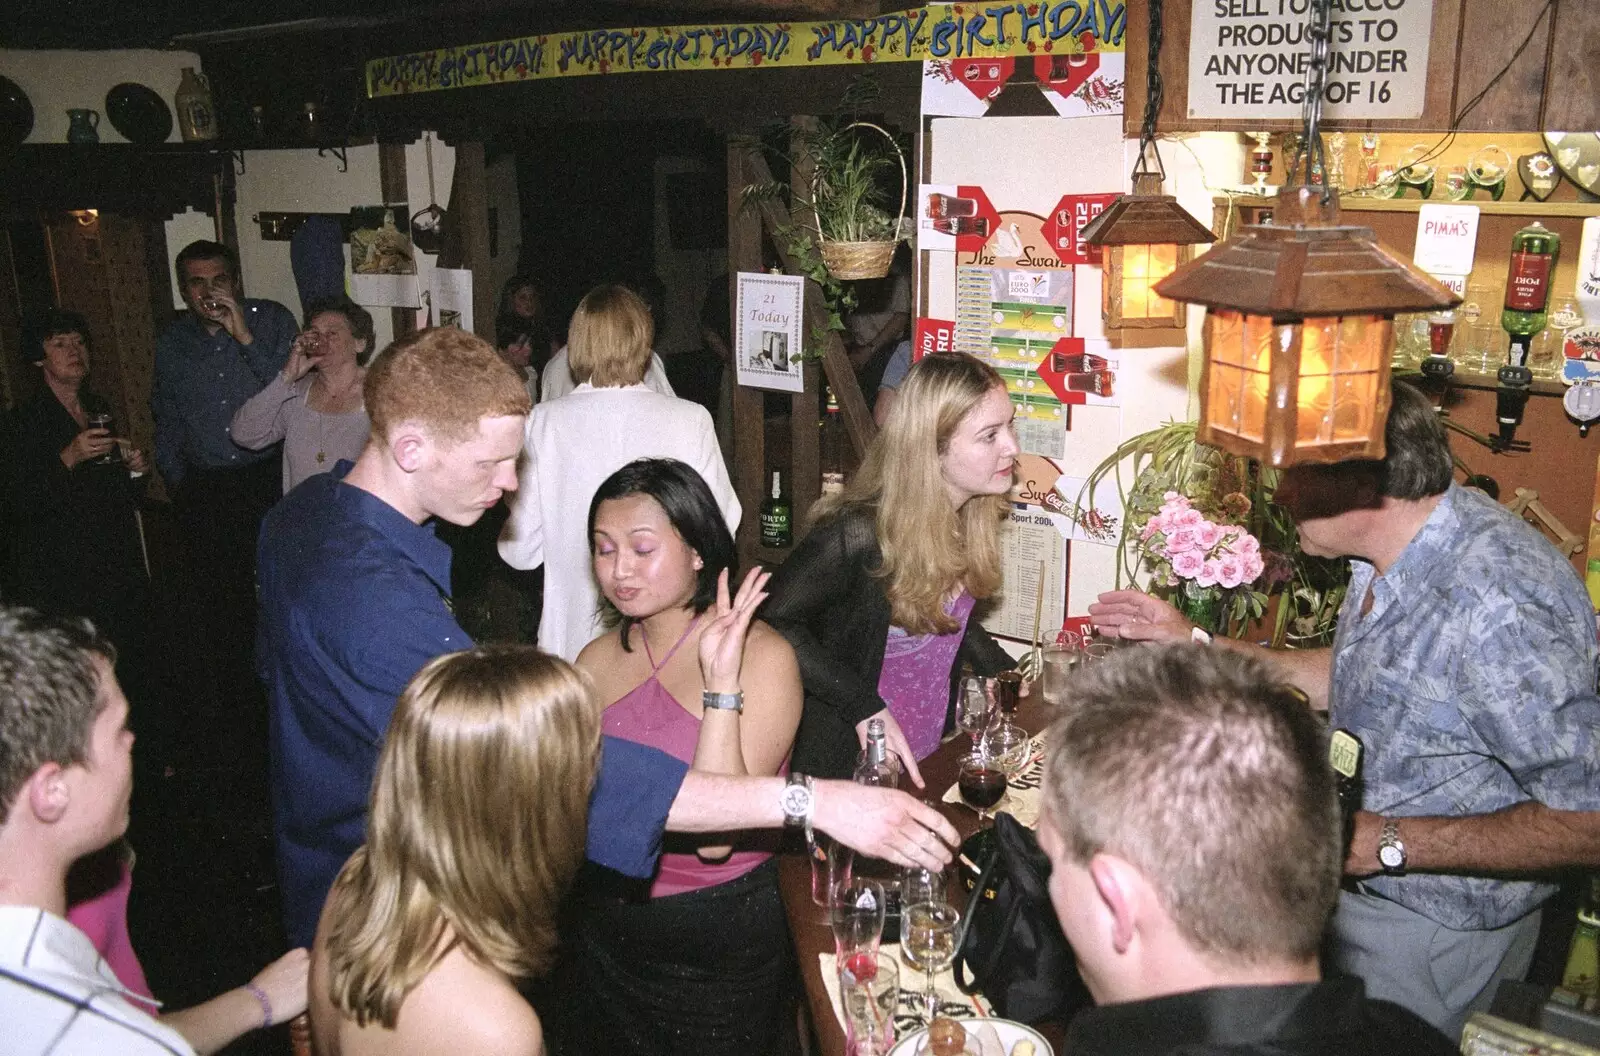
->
[957,750,1007,825]
[957,676,996,750]
[902,899,962,1025]
[982,721,1031,780]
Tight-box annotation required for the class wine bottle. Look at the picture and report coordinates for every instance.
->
[821,388,847,497]
[759,470,791,549]
[853,718,902,788]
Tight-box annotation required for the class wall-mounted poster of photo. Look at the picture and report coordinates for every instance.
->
[348,204,420,308]
[734,271,805,393]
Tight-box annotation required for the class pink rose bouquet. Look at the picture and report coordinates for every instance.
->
[1139,493,1267,633]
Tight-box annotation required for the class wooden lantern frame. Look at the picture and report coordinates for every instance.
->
[1082,172,1216,329]
[1155,188,1460,468]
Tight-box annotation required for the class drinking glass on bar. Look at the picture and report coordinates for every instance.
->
[957,750,1007,825]
[956,676,997,751]
[810,832,855,908]
[831,878,887,966]
[902,899,961,1025]
[1041,643,1080,705]
[982,722,1031,780]
[839,950,899,1056]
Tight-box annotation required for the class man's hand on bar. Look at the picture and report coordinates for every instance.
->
[1088,589,1196,642]
[813,780,959,870]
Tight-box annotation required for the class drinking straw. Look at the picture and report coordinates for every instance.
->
[1019,559,1047,682]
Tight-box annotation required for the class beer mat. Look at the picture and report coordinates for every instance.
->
[940,735,1046,830]
[821,945,993,1036]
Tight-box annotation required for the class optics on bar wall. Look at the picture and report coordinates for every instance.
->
[1155,187,1459,468]
[1081,172,1216,329]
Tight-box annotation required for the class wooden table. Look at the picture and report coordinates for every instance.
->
[778,697,1066,1055]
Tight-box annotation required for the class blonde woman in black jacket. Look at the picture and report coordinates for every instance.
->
[763,353,1020,785]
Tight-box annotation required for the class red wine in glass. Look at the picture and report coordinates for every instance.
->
[959,763,1007,811]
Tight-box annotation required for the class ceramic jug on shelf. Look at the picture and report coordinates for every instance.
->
[66,109,99,144]
[175,67,218,142]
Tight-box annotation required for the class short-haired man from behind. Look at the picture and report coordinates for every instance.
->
[1038,645,1455,1056]
[0,606,195,1056]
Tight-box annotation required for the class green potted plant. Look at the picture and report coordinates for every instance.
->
[744,116,909,281]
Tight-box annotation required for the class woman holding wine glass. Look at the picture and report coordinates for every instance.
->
[763,353,1021,786]
[3,309,150,684]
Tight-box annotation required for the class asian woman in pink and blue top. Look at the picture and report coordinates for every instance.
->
[549,457,801,1056]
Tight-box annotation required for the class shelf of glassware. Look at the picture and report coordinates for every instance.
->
[1338,197,1600,218]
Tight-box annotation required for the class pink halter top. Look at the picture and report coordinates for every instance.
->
[601,616,784,898]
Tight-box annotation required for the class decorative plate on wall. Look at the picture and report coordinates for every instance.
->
[0,75,35,146]
[106,82,173,145]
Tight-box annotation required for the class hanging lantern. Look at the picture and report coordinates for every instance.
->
[1082,171,1216,328]
[1081,0,1216,329]
[1156,187,1458,467]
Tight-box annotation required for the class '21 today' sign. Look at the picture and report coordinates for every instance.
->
[1187,0,1433,120]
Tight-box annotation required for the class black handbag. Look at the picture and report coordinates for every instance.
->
[951,812,1092,1024]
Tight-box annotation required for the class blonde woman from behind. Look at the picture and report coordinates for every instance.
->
[308,646,601,1056]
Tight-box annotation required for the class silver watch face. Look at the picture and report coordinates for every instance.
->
[1378,843,1405,869]
[780,783,813,821]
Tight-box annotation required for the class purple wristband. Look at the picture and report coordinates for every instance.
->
[243,983,272,1029]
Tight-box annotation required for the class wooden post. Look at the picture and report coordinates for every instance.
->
[378,143,417,339]
[446,141,498,345]
[728,139,768,571]
[787,118,823,534]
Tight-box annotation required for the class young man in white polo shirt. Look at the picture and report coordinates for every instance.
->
[0,606,194,1056]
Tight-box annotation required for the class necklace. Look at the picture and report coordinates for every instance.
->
[310,368,363,465]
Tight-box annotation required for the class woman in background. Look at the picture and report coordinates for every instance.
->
[499,284,738,662]
[2,309,149,678]
[553,458,798,1055]
[309,646,599,1056]
[494,274,554,403]
[763,352,1020,785]
[229,296,373,493]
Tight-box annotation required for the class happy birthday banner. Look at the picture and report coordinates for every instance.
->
[365,2,1127,98]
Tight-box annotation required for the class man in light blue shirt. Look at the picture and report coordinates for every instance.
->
[1090,382,1600,1038]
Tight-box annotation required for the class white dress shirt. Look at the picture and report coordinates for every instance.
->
[499,383,740,662]
[539,346,675,403]
[0,905,194,1055]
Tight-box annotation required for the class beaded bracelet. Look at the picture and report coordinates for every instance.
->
[243,983,273,1030]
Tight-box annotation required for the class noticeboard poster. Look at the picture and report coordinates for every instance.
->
[1185,0,1433,120]
[734,271,805,393]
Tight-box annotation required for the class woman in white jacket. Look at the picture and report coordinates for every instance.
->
[499,284,739,661]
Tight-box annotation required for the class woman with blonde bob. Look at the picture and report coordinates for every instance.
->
[763,352,1022,785]
[307,646,600,1056]
[500,284,739,662]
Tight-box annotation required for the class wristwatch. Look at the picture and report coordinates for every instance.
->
[1377,817,1407,875]
[1191,626,1213,646]
[701,690,744,714]
[781,773,816,844]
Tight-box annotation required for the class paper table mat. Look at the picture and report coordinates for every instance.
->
[940,734,1046,830]
[821,944,994,1036]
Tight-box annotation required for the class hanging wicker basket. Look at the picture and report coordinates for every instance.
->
[812,121,908,281]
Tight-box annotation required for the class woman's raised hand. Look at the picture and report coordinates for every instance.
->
[697,567,771,696]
